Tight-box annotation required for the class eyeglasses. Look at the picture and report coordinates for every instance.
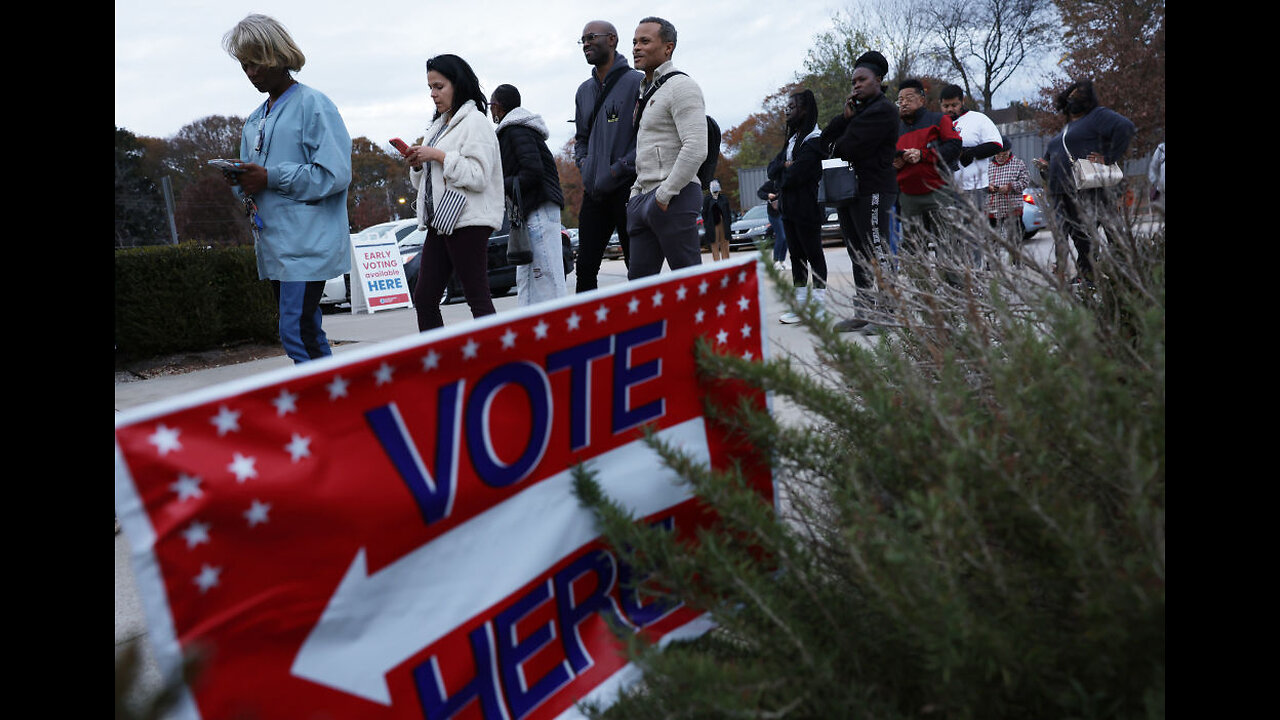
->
[577,32,614,44]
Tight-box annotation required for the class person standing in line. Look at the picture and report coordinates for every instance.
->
[573,20,645,291]
[626,16,708,279]
[702,179,732,261]
[893,78,962,255]
[818,50,900,333]
[940,83,1004,268]
[768,89,826,324]
[757,179,787,270]
[490,84,569,307]
[221,14,351,364]
[404,54,505,330]
[1147,141,1165,215]
[985,137,1030,263]
[1032,79,1136,284]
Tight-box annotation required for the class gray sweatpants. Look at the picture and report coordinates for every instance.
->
[625,182,704,279]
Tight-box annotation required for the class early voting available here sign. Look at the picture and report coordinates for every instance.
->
[115,256,775,720]
[351,231,413,313]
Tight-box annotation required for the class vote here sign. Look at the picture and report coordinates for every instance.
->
[115,256,774,720]
[352,231,413,312]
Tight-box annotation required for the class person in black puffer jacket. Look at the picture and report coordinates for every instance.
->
[491,84,568,306]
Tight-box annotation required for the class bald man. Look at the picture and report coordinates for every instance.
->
[572,20,644,291]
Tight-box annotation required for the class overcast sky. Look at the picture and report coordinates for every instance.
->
[115,0,1052,156]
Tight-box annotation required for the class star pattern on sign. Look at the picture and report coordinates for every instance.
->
[651,290,664,307]
[327,375,350,400]
[149,424,182,456]
[595,304,610,323]
[737,295,751,312]
[462,338,480,359]
[716,329,729,344]
[210,406,241,436]
[741,323,753,339]
[501,328,518,349]
[627,296,640,314]
[374,363,395,386]
[716,301,727,316]
[695,308,706,323]
[193,564,221,594]
[566,312,582,330]
[170,473,203,501]
[421,349,440,371]
[273,389,298,416]
[285,433,311,463]
[244,499,271,527]
[183,519,211,549]
[698,279,710,295]
[228,453,257,483]
[533,320,550,340]
[676,284,688,301]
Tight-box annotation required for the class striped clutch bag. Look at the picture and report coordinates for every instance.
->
[431,186,468,235]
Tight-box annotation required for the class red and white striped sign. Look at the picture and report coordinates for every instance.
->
[115,256,774,719]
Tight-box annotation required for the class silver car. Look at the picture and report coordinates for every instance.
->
[729,203,772,249]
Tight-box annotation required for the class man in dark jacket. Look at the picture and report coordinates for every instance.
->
[818,50,900,332]
[894,78,962,254]
[573,20,644,291]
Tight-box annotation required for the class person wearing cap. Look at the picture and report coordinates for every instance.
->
[818,50,900,333]
[701,179,732,261]
[985,136,1030,263]
[894,78,962,255]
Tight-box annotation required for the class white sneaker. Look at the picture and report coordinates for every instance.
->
[779,311,802,324]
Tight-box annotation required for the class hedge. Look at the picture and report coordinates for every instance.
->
[115,243,278,361]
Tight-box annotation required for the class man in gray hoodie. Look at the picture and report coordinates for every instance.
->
[573,20,644,292]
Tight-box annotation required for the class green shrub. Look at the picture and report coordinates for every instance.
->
[115,243,277,360]
[575,198,1165,719]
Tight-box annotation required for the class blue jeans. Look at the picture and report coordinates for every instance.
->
[272,280,331,364]
[768,209,787,262]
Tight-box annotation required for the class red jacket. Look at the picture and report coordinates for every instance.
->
[896,109,962,196]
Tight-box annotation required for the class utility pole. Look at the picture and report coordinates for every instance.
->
[161,175,179,245]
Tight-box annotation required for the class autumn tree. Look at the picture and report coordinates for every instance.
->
[1039,0,1165,154]
[115,128,169,247]
[348,137,415,232]
[925,0,1060,113]
[556,139,584,229]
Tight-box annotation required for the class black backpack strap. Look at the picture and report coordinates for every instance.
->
[632,70,687,134]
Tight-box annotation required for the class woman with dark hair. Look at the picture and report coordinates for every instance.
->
[405,54,505,330]
[1033,79,1136,284]
[490,83,569,307]
[767,88,826,323]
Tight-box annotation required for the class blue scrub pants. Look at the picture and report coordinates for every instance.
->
[272,280,332,363]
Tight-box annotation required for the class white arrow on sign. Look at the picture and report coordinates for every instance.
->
[290,417,710,705]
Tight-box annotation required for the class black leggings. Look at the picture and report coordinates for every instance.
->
[783,214,826,290]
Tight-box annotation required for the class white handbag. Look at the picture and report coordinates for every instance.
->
[1064,123,1122,190]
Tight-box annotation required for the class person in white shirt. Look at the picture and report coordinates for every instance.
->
[940,84,1003,268]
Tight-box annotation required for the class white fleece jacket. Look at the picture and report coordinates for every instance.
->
[410,101,505,233]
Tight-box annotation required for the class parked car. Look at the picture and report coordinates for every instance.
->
[564,228,579,259]
[1021,187,1047,240]
[603,231,623,260]
[821,206,844,245]
[729,203,773,250]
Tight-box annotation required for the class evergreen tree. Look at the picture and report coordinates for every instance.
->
[575,195,1165,719]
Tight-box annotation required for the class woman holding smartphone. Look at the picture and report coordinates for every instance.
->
[405,54,505,331]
